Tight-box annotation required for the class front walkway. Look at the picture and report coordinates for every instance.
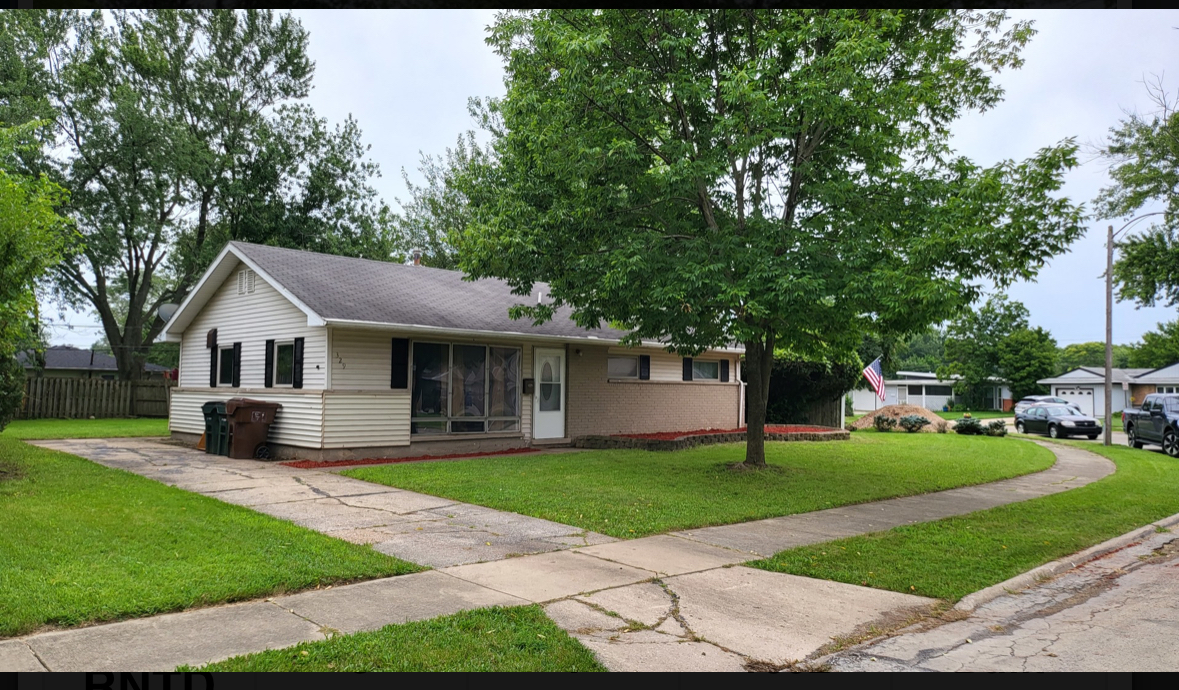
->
[7,438,1113,672]
[31,438,615,568]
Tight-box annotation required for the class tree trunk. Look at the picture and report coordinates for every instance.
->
[742,333,775,469]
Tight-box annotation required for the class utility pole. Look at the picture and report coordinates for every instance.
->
[1105,212,1164,447]
[1105,224,1113,446]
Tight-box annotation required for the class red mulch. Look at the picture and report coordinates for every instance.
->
[280,446,539,470]
[617,425,835,441]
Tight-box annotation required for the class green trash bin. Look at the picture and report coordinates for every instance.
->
[201,401,229,456]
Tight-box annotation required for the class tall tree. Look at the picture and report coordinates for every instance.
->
[460,10,1085,467]
[891,329,947,375]
[1057,341,1132,372]
[1,9,397,381]
[941,295,1029,407]
[1095,77,1179,307]
[1128,320,1179,369]
[395,127,493,269]
[0,122,67,429]
[997,326,1057,401]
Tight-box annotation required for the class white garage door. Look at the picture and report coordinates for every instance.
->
[1057,388,1094,416]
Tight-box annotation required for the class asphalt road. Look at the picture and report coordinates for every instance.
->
[823,522,1179,672]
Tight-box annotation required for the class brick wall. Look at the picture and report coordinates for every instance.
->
[566,345,742,438]
[1130,383,1156,407]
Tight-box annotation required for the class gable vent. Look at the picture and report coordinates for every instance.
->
[237,269,256,295]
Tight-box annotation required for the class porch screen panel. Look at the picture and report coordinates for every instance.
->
[489,347,520,432]
[451,345,487,418]
[411,343,448,435]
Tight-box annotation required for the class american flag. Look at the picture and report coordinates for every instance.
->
[863,357,886,401]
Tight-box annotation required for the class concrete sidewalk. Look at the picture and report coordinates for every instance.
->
[7,437,1114,672]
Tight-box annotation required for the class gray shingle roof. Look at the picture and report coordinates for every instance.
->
[231,242,632,341]
[17,346,167,372]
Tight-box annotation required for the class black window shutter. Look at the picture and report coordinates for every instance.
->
[720,359,729,382]
[638,355,651,381]
[391,338,409,389]
[264,340,275,388]
[232,342,242,387]
[683,357,694,381]
[208,329,218,388]
[292,337,305,389]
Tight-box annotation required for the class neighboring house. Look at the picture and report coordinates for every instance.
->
[1037,364,1179,417]
[851,371,1012,413]
[1127,362,1179,403]
[17,345,168,380]
[161,242,745,460]
[1034,367,1153,418]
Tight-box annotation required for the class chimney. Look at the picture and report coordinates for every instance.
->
[412,249,421,266]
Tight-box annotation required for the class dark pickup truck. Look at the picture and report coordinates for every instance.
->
[1122,393,1179,456]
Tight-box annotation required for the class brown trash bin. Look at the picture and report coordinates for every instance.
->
[225,398,283,460]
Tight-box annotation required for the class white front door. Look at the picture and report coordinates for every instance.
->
[533,348,566,439]
[897,386,907,405]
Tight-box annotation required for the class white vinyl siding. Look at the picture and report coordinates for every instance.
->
[331,329,395,390]
[322,393,411,448]
[178,260,325,390]
[169,389,324,449]
[521,345,533,439]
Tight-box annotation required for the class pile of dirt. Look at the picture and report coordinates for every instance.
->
[852,404,945,431]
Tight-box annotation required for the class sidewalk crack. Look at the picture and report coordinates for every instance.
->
[23,640,52,672]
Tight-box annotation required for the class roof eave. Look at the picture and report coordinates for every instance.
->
[321,317,746,353]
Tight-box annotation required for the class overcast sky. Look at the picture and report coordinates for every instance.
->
[45,9,1179,350]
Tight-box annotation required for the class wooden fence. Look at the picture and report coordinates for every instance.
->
[21,377,174,419]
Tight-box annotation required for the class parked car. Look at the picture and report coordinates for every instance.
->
[1121,393,1179,456]
[1013,395,1081,416]
[1014,404,1102,440]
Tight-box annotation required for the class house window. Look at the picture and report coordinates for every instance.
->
[926,385,953,396]
[411,342,521,435]
[692,360,720,380]
[607,356,639,379]
[908,385,924,396]
[218,347,235,385]
[274,342,295,386]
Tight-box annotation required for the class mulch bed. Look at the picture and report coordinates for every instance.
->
[576,425,850,451]
[280,446,539,470]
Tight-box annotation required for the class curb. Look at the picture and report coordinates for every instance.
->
[953,509,1179,612]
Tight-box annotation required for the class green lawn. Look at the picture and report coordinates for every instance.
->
[0,435,422,637]
[4,417,169,439]
[344,435,1053,539]
[185,606,606,672]
[750,440,1179,602]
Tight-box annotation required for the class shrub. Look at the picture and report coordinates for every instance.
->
[954,417,984,435]
[874,416,897,432]
[984,419,1008,437]
[899,415,931,433]
[935,420,949,434]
